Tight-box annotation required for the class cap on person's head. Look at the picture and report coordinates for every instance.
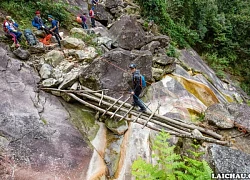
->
[35,11,40,14]
[91,6,95,10]
[6,16,12,20]
[48,15,53,19]
[129,64,136,69]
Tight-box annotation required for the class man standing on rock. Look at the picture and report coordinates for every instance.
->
[89,7,96,28]
[129,64,146,112]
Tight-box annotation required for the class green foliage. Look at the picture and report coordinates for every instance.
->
[136,0,250,95]
[196,112,205,122]
[131,131,213,180]
[0,0,73,30]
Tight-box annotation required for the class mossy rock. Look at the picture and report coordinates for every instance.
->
[61,101,100,142]
[105,118,128,135]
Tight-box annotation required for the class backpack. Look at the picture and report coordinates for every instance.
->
[24,29,38,46]
[133,70,146,88]
[3,20,9,33]
[89,10,94,17]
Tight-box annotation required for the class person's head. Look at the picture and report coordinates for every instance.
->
[83,13,87,15]
[35,11,41,17]
[48,15,53,21]
[6,16,12,22]
[91,6,95,10]
[129,64,137,73]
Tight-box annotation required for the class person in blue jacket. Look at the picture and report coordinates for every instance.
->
[48,15,62,47]
[32,11,46,30]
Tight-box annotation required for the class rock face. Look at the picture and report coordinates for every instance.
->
[205,103,250,132]
[0,46,94,179]
[178,49,244,103]
[208,144,250,174]
[109,16,147,50]
[13,48,30,60]
[204,103,234,129]
[79,48,152,98]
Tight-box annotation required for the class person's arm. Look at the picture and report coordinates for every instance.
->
[50,20,57,32]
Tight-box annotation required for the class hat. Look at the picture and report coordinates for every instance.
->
[6,16,12,20]
[48,15,53,19]
[129,64,136,69]
[35,11,40,14]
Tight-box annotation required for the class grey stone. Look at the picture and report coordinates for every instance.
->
[44,50,64,67]
[141,41,160,54]
[153,55,175,66]
[61,37,85,49]
[208,144,250,174]
[13,48,30,60]
[146,35,170,48]
[204,103,235,129]
[41,78,60,87]
[0,46,93,178]
[29,42,45,54]
[152,67,164,81]
[94,4,113,26]
[105,0,123,9]
[39,64,53,79]
[79,48,152,98]
[58,69,79,89]
[227,103,250,132]
[109,16,146,50]
[105,118,128,135]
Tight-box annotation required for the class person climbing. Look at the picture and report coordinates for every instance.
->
[129,64,146,112]
[92,0,98,6]
[48,15,62,48]
[32,11,46,30]
[3,16,22,47]
[80,13,88,29]
[89,7,96,28]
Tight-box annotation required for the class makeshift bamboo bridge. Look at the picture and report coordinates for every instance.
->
[41,86,229,145]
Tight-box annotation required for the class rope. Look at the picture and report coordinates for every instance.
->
[99,57,153,85]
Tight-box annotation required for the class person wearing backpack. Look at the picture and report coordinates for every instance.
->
[80,13,88,29]
[89,7,96,28]
[129,64,146,112]
[48,15,62,48]
[3,16,22,47]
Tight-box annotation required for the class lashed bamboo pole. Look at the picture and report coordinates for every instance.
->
[142,103,161,129]
[67,92,228,145]
[80,86,222,139]
[76,92,191,135]
[42,87,222,140]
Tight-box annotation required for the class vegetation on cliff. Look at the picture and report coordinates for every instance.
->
[137,0,250,95]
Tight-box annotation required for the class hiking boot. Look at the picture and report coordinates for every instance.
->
[138,109,146,113]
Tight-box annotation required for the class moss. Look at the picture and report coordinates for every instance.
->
[62,101,100,142]
[187,109,205,122]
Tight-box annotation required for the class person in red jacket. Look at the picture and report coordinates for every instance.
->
[89,7,96,28]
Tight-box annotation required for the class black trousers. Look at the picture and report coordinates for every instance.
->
[133,88,146,110]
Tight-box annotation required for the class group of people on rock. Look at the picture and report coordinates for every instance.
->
[79,1,98,29]
[3,11,62,48]
[3,0,99,48]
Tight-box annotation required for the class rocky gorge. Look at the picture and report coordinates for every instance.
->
[0,0,250,179]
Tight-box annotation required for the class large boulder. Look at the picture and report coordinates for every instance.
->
[94,4,113,26]
[13,48,30,60]
[105,0,123,9]
[44,50,65,67]
[227,103,250,132]
[70,27,88,37]
[208,144,250,174]
[204,103,235,129]
[109,16,147,50]
[0,46,95,179]
[79,48,152,98]
[62,37,85,49]
[178,49,245,103]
